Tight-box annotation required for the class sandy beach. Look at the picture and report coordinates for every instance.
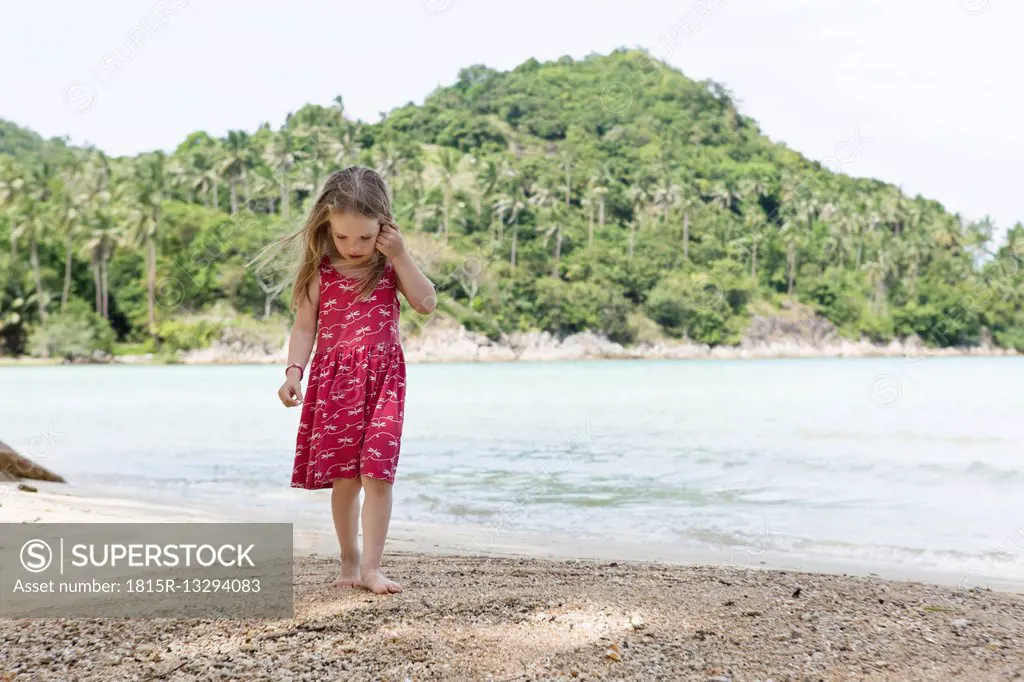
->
[2,483,1023,681]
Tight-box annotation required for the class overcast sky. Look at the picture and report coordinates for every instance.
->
[3,0,1020,239]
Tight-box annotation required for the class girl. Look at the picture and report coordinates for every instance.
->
[257,166,435,595]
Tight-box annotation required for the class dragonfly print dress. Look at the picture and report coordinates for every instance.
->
[291,255,407,488]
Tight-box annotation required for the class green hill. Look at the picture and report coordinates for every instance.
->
[1,48,1022,358]
[0,119,54,156]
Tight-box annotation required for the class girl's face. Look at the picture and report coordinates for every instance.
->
[328,210,381,262]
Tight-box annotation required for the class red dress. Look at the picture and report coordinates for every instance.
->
[291,255,407,488]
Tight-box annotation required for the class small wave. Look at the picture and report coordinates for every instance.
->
[797,429,1014,445]
[914,460,1022,483]
[674,528,1024,580]
[767,457,1022,485]
[964,460,1022,480]
[444,503,496,518]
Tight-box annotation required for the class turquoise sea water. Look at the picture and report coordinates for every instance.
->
[2,357,1022,581]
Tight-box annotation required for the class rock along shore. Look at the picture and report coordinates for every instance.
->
[166,316,1018,365]
[3,313,1017,366]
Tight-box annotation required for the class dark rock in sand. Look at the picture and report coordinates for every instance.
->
[0,440,65,483]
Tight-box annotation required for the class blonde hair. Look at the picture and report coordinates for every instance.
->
[249,166,395,311]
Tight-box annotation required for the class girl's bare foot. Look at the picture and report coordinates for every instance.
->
[332,561,361,588]
[360,570,403,594]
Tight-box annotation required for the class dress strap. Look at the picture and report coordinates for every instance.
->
[317,256,334,298]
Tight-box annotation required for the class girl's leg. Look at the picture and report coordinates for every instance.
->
[330,476,362,587]
[359,475,403,594]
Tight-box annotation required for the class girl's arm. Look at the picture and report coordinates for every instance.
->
[376,222,436,315]
[392,251,437,315]
[287,272,320,371]
[279,273,319,406]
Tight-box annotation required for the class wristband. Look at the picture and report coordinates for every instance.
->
[285,363,304,380]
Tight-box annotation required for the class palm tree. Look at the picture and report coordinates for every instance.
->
[743,207,766,279]
[824,202,857,268]
[779,218,801,297]
[899,231,924,300]
[1001,225,1024,268]
[166,156,192,203]
[626,183,648,261]
[704,180,732,211]
[680,194,697,262]
[932,214,964,253]
[83,205,121,319]
[851,213,866,269]
[129,151,167,334]
[559,150,573,212]
[435,148,460,242]
[896,201,926,297]
[529,185,562,277]
[651,180,681,225]
[220,130,251,214]
[862,244,889,317]
[493,169,526,266]
[373,142,407,185]
[587,162,613,245]
[294,123,330,201]
[882,188,902,237]
[583,181,609,248]
[262,131,296,218]
[17,212,49,325]
[492,190,524,253]
[411,185,439,233]
[474,157,503,226]
[57,148,110,310]
[16,156,62,325]
[779,195,820,296]
[332,95,346,125]
[459,156,486,228]
[0,157,27,262]
[56,164,87,311]
[859,195,886,268]
[185,149,218,209]
[327,123,362,169]
[250,166,281,214]
[580,192,595,248]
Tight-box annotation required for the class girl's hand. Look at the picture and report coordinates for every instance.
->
[375,221,407,260]
[278,376,303,407]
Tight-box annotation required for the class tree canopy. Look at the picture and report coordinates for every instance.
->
[2,49,1022,358]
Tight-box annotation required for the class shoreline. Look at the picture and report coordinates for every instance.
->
[3,484,1023,680]
[0,330,1019,366]
[1,308,1020,366]
[4,482,1024,594]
